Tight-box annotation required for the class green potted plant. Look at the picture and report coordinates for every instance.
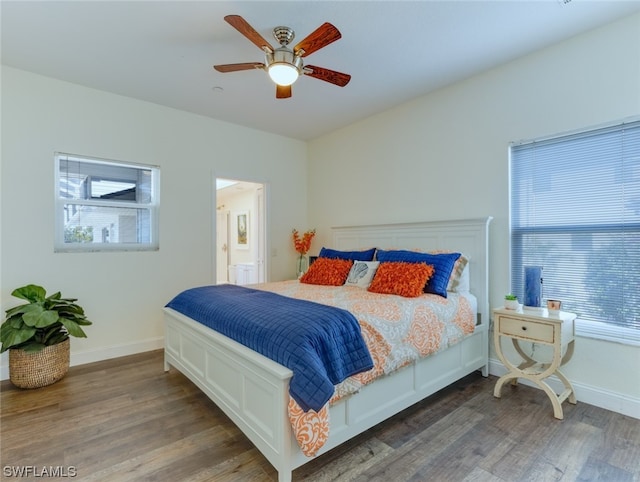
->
[1,284,92,389]
[504,293,520,310]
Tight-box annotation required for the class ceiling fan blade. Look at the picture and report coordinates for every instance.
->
[214,62,265,73]
[293,22,341,57]
[276,84,292,99]
[304,65,351,87]
[224,15,274,53]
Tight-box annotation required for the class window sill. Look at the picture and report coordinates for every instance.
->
[54,244,159,253]
[576,319,640,346]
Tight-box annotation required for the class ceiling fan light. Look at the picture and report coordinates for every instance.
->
[268,63,299,86]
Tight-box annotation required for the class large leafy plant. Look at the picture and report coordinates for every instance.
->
[1,284,92,353]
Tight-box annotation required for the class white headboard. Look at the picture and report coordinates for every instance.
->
[332,217,493,326]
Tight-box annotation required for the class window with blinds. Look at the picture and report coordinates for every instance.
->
[510,119,640,344]
[55,153,160,252]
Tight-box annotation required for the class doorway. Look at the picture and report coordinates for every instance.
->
[215,178,266,285]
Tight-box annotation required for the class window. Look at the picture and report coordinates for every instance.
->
[510,119,640,345]
[55,153,160,252]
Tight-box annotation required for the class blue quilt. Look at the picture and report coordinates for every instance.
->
[165,284,373,412]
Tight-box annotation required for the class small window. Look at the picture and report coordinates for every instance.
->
[55,153,160,252]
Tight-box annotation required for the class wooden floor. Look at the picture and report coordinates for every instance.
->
[2,350,639,482]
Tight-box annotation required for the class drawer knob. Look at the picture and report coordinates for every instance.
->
[521,326,527,331]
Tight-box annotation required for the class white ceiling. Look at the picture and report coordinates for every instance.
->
[2,1,639,141]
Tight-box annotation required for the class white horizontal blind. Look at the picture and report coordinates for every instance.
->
[510,120,640,343]
[55,153,160,252]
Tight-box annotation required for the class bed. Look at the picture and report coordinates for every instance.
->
[163,217,492,481]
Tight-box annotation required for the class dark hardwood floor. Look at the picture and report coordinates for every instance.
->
[1,350,638,481]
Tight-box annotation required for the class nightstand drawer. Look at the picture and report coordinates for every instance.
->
[498,316,554,343]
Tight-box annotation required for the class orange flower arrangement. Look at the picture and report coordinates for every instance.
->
[292,228,316,255]
[292,228,316,277]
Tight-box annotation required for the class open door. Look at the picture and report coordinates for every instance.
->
[215,178,266,285]
[256,186,265,283]
[215,209,229,283]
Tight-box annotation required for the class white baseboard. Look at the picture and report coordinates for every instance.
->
[488,357,640,420]
[0,337,164,381]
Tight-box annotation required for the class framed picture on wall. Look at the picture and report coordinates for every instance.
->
[236,211,248,249]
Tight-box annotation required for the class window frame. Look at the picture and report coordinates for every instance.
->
[54,152,160,252]
[509,118,640,346]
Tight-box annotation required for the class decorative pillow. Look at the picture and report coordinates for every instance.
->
[453,262,470,292]
[368,262,435,298]
[300,257,353,286]
[319,247,376,261]
[375,249,461,298]
[345,261,380,289]
[429,251,470,292]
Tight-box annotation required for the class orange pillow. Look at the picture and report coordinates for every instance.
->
[300,258,353,286]
[368,262,435,298]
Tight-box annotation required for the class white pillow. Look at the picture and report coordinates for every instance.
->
[453,262,470,292]
[345,261,380,288]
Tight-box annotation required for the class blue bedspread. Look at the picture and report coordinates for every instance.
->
[165,284,373,412]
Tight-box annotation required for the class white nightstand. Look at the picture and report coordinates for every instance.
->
[493,307,577,419]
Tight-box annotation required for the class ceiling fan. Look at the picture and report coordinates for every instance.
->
[214,15,351,99]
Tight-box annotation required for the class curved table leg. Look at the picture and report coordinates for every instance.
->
[510,338,536,386]
[494,373,519,398]
[554,368,577,405]
[536,378,566,419]
[493,337,575,418]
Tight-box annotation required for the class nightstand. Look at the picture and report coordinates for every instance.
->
[493,307,577,419]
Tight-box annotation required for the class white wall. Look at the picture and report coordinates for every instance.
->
[0,67,307,371]
[308,14,640,417]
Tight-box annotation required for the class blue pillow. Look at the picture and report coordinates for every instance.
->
[319,247,376,261]
[375,249,461,298]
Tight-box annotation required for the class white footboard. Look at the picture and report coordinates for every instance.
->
[164,307,488,482]
[164,308,294,479]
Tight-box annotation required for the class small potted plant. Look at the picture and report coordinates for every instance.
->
[0,284,92,389]
[504,294,520,310]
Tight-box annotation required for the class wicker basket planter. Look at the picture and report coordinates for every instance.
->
[9,338,70,389]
